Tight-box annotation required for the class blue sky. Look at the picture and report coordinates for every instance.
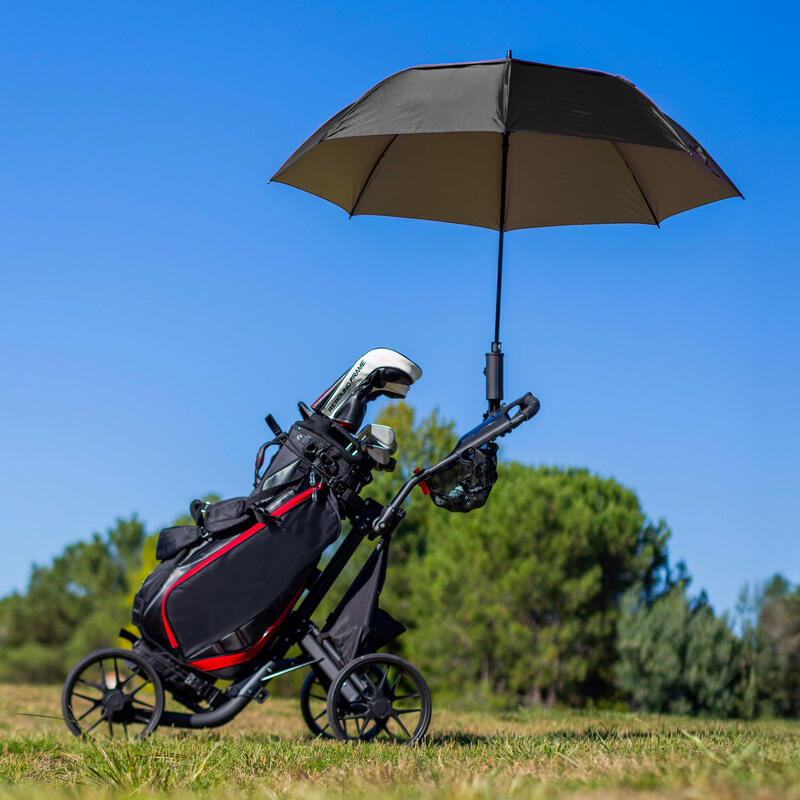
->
[0,1,796,616]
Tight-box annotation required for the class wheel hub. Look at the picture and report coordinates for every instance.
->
[370,696,393,720]
[102,689,128,713]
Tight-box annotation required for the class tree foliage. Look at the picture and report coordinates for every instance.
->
[367,403,457,610]
[739,575,800,717]
[615,582,745,717]
[0,517,146,682]
[397,462,669,706]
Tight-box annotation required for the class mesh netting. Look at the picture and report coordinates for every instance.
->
[425,442,498,512]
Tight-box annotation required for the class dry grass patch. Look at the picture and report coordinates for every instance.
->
[1,684,798,799]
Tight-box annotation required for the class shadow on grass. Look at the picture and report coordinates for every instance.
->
[426,732,496,746]
[426,726,709,747]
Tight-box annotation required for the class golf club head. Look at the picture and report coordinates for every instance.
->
[356,424,398,455]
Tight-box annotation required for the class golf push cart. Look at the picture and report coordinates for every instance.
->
[62,348,539,744]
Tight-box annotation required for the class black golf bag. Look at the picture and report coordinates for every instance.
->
[132,348,422,679]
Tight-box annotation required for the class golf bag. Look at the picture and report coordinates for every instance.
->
[132,349,422,679]
[132,463,342,677]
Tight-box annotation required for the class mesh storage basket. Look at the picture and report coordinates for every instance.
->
[425,442,498,512]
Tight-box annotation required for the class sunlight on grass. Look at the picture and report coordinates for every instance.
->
[1,684,799,799]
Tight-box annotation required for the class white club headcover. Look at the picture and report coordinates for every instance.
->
[314,348,422,421]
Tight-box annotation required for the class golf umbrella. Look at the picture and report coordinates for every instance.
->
[272,52,741,410]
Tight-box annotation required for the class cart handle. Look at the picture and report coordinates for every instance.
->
[456,392,539,452]
[372,391,540,534]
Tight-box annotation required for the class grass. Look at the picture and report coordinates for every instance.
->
[2,684,799,799]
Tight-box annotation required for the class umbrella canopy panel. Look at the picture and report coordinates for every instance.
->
[272,57,740,230]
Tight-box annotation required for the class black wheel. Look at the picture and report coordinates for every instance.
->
[300,670,333,738]
[62,648,164,740]
[326,653,432,744]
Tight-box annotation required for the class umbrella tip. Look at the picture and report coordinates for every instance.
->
[506,49,512,60]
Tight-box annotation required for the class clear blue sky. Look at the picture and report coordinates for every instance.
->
[0,1,796,616]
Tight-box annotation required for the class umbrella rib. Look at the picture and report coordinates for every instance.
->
[611,141,659,227]
[349,134,398,217]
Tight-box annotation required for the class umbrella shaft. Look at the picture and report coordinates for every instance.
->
[494,131,509,346]
[487,131,509,412]
[494,226,504,344]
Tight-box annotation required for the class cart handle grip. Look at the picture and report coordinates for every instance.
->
[449,392,540,454]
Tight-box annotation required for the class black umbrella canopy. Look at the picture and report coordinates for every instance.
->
[272,54,739,229]
[272,53,741,409]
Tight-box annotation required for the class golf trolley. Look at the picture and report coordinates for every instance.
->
[62,349,539,744]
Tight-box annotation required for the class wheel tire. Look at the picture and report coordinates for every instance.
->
[62,648,164,740]
[300,670,334,738]
[326,653,432,744]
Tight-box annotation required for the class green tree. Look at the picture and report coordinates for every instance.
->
[366,403,457,607]
[400,463,669,706]
[615,581,745,717]
[742,575,800,716]
[0,517,146,682]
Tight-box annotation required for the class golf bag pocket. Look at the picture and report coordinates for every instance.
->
[133,487,342,660]
[156,525,202,561]
[203,497,253,536]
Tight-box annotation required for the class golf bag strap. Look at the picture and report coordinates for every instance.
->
[246,488,276,509]
[254,438,281,487]
[189,499,206,526]
[118,627,139,645]
[245,485,288,518]
[265,414,284,438]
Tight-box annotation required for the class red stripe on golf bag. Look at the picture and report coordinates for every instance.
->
[186,584,305,671]
[161,485,319,649]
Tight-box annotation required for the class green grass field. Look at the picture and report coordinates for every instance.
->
[2,684,799,799]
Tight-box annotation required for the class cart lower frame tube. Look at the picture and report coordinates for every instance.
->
[160,695,251,729]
